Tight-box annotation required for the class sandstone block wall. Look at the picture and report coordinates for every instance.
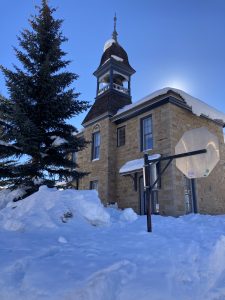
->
[170,104,225,215]
[76,102,225,216]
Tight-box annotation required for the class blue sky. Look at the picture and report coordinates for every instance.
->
[1,0,225,129]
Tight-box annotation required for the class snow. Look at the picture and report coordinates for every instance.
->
[0,186,110,231]
[111,54,123,62]
[1,187,225,299]
[0,139,21,150]
[103,38,116,52]
[51,136,68,147]
[119,154,161,174]
[0,187,26,210]
[32,176,44,185]
[0,140,11,147]
[120,208,138,222]
[116,87,225,123]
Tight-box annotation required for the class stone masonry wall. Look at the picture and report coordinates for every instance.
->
[170,104,225,215]
[76,117,117,204]
[76,103,175,214]
[76,102,225,216]
[114,103,175,214]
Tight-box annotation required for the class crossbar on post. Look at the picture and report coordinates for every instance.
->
[143,148,207,232]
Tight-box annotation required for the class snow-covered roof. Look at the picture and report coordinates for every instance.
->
[119,154,161,174]
[116,87,225,124]
[103,39,116,52]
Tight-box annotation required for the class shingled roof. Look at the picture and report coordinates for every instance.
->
[99,42,133,70]
[82,90,132,126]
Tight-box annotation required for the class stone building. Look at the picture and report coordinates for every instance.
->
[76,18,225,216]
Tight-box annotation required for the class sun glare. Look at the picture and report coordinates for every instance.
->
[164,80,188,91]
[157,79,191,92]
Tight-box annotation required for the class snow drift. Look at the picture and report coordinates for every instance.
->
[0,187,225,300]
[0,187,26,210]
[0,186,110,231]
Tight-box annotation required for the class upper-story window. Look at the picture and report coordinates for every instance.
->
[92,131,100,160]
[141,116,153,151]
[117,126,126,147]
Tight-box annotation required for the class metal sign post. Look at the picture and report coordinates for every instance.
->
[143,154,152,232]
[143,149,207,232]
[143,127,220,233]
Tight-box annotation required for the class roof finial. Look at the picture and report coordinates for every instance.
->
[112,13,118,42]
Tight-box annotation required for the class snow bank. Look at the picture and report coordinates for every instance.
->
[0,186,110,231]
[120,208,138,222]
[2,186,225,300]
[116,87,225,123]
[0,188,26,210]
[0,208,225,299]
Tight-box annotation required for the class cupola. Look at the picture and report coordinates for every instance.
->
[93,15,135,98]
[82,15,135,126]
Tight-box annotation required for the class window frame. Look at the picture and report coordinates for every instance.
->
[72,152,76,163]
[117,126,126,147]
[92,131,100,160]
[140,115,153,152]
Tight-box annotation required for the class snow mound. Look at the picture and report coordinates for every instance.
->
[120,208,138,222]
[74,260,136,300]
[0,186,110,231]
[0,188,26,210]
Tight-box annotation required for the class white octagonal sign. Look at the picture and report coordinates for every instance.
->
[175,127,220,178]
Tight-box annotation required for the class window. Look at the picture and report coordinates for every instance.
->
[141,116,153,151]
[117,126,126,147]
[72,152,76,163]
[90,180,98,191]
[92,131,100,160]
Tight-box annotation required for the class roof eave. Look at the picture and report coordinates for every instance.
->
[112,91,225,127]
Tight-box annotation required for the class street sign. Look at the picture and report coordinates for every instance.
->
[175,127,220,178]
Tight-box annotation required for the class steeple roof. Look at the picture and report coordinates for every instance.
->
[98,15,134,72]
[100,42,133,70]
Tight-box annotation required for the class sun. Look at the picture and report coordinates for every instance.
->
[164,79,189,91]
[157,78,191,92]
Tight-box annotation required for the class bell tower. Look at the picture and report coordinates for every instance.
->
[82,15,135,126]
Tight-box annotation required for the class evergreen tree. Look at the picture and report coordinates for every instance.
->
[0,0,89,193]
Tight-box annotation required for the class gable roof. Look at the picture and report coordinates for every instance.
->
[113,87,225,125]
